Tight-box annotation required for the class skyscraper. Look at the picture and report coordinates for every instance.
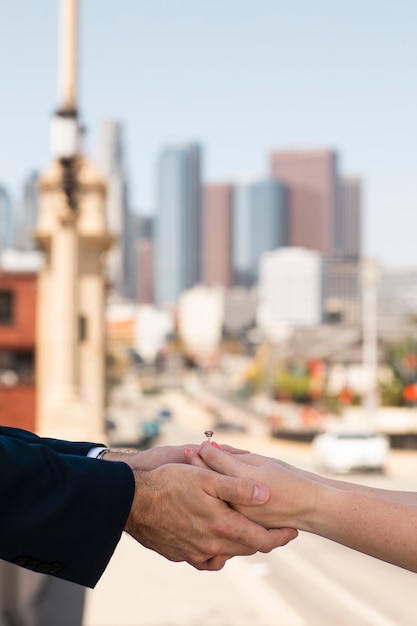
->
[16,171,39,250]
[202,184,233,287]
[232,179,287,286]
[0,185,13,252]
[154,143,202,307]
[250,179,288,282]
[124,209,141,300]
[336,176,362,259]
[137,216,154,304]
[137,239,154,304]
[232,183,252,287]
[270,149,338,254]
[96,120,129,295]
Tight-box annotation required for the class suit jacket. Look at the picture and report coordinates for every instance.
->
[0,426,135,588]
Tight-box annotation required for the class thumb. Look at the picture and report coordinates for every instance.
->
[198,443,271,506]
[208,472,270,506]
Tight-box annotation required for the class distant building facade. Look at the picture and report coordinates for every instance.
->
[16,172,39,250]
[137,239,154,304]
[336,176,362,259]
[250,179,288,283]
[233,179,287,286]
[124,209,141,300]
[154,143,202,307]
[0,186,13,252]
[258,247,324,339]
[178,284,224,361]
[96,120,129,296]
[202,184,233,287]
[378,266,417,321]
[270,149,338,255]
[0,270,37,431]
[137,216,154,304]
[232,183,253,287]
[324,257,361,324]
[223,287,258,337]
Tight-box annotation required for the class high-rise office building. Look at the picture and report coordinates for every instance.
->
[124,209,141,300]
[137,239,154,304]
[96,120,129,296]
[16,172,39,250]
[202,184,233,287]
[139,215,154,241]
[250,179,288,282]
[270,149,338,254]
[0,185,13,252]
[232,179,287,286]
[322,176,362,324]
[336,176,362,259]
[154,143,202,307]
[137,216,154,304]
[232,183,253,287]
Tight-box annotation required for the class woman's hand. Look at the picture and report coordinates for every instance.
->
[187,442,317,531]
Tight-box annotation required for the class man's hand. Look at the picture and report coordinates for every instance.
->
[103,444,200,470]
[124,463,298,571]
[104,443,250,471]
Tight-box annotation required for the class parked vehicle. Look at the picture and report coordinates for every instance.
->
[312,427,390,474]
[213,417,246,433]
[157,407,173,421]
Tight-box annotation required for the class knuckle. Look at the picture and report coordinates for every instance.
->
[201,537,219,556]
[191,561,206,571]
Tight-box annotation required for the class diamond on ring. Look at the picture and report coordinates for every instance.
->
[204,430,214,443]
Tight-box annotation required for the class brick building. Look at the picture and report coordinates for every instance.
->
[0,272,37,431]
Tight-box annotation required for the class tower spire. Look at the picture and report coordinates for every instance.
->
[58,0,78,115]
[51,0,80,160]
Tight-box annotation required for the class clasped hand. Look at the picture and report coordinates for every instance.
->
[105,444,297,571]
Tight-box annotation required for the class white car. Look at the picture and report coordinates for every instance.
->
[312,428,390,474]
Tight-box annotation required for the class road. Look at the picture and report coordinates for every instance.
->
[84,389,417,626]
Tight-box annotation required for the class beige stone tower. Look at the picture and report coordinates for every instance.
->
[35,0,112,440]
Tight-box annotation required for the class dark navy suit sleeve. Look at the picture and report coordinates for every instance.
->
[0,427,135,588]
[0,426,105,456]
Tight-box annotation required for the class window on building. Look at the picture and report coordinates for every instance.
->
[78,315,88,342]
[0,290,14,325]
[0,350,34,385]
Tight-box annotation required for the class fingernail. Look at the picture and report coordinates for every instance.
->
[184,448,190,458]
[253,484,269,503]
[211,441,222,450]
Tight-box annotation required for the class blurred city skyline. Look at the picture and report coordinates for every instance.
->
[1,0,417,265]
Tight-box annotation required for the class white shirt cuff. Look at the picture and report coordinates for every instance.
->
[87,446,110,459]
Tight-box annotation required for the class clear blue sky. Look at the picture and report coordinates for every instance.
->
[1,0,417,266]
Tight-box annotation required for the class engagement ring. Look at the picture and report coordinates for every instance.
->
[204,430,214,443]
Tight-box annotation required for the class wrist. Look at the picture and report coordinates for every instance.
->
[102,450,134,464]
[299,482,338,535]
